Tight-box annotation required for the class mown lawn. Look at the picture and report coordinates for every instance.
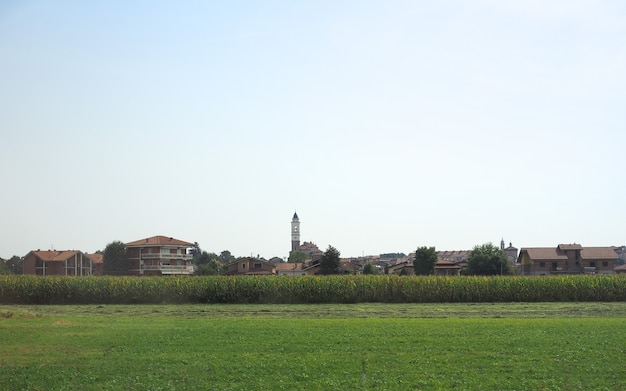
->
[1,303,625,390]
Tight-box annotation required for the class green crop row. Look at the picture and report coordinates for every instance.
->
[1,274,626,304]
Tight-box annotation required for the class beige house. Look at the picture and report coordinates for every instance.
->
[518,244,618,275]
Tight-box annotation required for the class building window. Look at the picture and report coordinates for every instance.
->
[254,263,262,269]
[539,262,545,268]
[589,262,596,268]
[603,261,608,267]
[551,262,558,271]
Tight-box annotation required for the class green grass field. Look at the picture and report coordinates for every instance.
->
[1,303,625,390]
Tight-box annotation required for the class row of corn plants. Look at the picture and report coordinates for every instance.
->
[1,274,626,304]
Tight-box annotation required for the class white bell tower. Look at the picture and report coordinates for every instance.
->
[291,212,300,252]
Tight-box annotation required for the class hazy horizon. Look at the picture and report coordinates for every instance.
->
[1,1,624,260]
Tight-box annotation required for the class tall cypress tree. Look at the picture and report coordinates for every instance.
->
[103,241,128,275]
[319,245,341,275]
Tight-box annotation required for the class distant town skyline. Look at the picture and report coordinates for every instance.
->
[1,1,624,260]
[0,209,622,261]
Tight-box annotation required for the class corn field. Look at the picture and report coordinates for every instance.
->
[1,275,626,304]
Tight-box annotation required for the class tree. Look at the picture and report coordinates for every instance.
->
[288,250,307,263]
[219,250,235,264]
[192,250,221,275]
[103,241,129,275]
[467,243,513,275]
[319,245,341,275]
[194,258,222,275]
[194,249,218,265]
[189,242,202,259]
[5,255,23,275]
[413,246,438,275]
[362,261,378,275]
[0,259,10,275]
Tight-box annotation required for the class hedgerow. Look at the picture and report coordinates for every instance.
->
[1,274,625,304]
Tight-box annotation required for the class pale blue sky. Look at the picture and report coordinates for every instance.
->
[1,1,624,260]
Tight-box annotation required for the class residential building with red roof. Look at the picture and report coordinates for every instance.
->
[23,250,98,276]
[125,235,195,276]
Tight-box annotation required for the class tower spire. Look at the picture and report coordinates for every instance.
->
[291,212,301,252]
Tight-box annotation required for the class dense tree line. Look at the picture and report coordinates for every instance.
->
[0,256,23,275]
[466,243,513,275]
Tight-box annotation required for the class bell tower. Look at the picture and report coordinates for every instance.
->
[291,212,300,252]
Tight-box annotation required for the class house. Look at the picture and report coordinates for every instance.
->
[23,250,98,276]
[340,259,362,274]
[296,241,324,261]
[224,257,276,275]
[387,260,414,275]
[274,258,359,276]
[125,235,195,276]
[581,247,620,274]
[518,244,618,275]
[387,258,462,276]
[86,253,104,275]
[437,250,470,264]
[275,262,307,276]
[434,259,462,276]
[614,264,626,274]
[616,246,626,264]
[268,257,284,264]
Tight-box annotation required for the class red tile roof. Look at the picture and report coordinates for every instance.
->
[30,250,82,262]
[125,235,195,247]
[86,253,104,263]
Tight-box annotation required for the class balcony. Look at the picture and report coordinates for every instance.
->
[141,264,194,275]
[140,253,192,260]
